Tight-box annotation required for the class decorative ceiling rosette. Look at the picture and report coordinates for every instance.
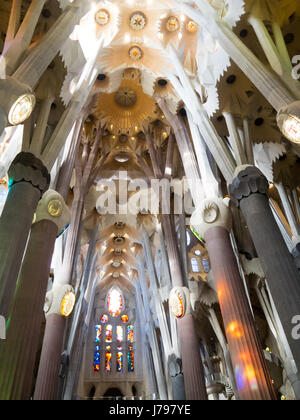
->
[92,73,158,136]
[113,3,168,44]
[157,13,183,49]
[100,40,171,77]
[76,1,120,58]
[177,0,246,88]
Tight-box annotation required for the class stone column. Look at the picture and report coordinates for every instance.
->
[168,356,185,400]
[161,215,208,400]
[229,165,300,398]
[191,198,276,400]
[33,283,75,400]
[0,190,70,400]
[0,151,50,319]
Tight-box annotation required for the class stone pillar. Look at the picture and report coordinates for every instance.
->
[168,356,185,400]
[161,215,208,400]
[33,283,75,400]
[0,152,50,319]
[191,198,276,400]
[229,165,300,398]
[0,190,70,400]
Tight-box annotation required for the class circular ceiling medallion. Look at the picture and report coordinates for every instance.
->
[130,12,147,31]
[112,261,122,268]
[113,236,125,245]
[129,46,143,61]
[95,9,110,25]
[115,87,137,108]
[166,16,180,32]
[186,20,198,33]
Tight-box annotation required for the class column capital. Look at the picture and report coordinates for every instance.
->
[34,189,70,236]
[190,197,232,238]
[44,284,75,318]
[8,152,50,197]
[229,165,269,207]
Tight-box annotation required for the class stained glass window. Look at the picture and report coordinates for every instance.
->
[127,325,134,343]
[117,351,123,372]
[106,325,112,343]
[105,351,112,372]
[128,346,134,372]
[93,343,101,372]
[202,258,210,273]
[93,361,100,372]
[100,314,109,323]
[92,289,136,374]
[94,325,101,343]
[191,257,200,273]
[107,288,123,317]
[116,325,123,343]
[121,314,129,323]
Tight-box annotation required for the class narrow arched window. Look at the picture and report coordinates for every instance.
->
[92,287,135,374]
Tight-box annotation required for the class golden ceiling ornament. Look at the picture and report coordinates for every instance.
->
[130,12,147,31]
[48,199,63,217]
[166,16,180,32]
[93,77,157,136]
[114,87,137,108]
[129,45,143,61]
[95,9,110,25]
[186,20,198,33]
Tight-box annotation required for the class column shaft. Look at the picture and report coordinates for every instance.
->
[240,194,300,386]
[161,215,208,400]
[229,166,300,398]
[0,182,40,318]
[33,314,66,400]
[205,226,276,400]
[0,219,57,400]
[0,152,49,318]
[177,314,207,400]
